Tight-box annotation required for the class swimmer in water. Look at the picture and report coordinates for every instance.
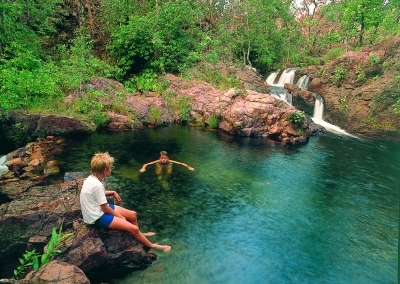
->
[139,151,194,173]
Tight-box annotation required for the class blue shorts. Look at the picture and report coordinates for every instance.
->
[94,204,115,229]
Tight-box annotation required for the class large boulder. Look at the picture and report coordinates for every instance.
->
[86,75,311,145]
[0,176,157,279]
[165,74,311,144]
[22,260,90,284]
[0,110,93,147]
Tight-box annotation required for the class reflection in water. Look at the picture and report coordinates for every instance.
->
[55,126,398,284]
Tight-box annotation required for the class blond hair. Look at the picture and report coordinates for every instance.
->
[90,152,114,175]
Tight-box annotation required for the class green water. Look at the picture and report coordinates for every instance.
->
[55,126,398,284]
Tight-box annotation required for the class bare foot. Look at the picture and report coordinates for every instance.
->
[152,244,171,252]
[143,232,156,237]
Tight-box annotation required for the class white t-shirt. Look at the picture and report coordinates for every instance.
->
[80,175,108,224]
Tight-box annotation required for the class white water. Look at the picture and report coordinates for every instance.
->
[296,75,310,90]
[312,97,357,138]
[266,68,299,105]
[266,71,279,85]
[267,69,358,138]
[277,68,299,85]
[0,155,8,175]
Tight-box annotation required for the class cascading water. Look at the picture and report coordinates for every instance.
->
[266,68,357,137]
[276,67,299,85]
[0,155,8,176]
[266,68,299,105]
[296,75,310,90]
[266,71,279,85]
[311,96,357,137]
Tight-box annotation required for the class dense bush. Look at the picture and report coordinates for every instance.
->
[324,48,345,63]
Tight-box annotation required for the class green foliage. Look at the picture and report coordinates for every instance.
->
[107,1,202,77]
[356,67,366,80]
[297,128,304,135]
[0,0,60,59]
[71,89,107,127]
[299,56,321,67]
[316,68,327,77]
[8,122,31,147]
[13,249,40,279]
[13,225,73,279]
[176,96,192,122]
[0,48,61,112]
[288,111,305,123]
[324,48,345,63]
[148,106,162,125]
[124,70,168,93]
[99,0,140,28]
[107,15,155,78]
[162,92,192,122]
[203,52,219,65]
[368,54,379,64]
[340,96,349,109]
[328,0,398,47]
[41,226,73,266]
[54,27,117,93]
[334,66,346,81]
[1,0,399,128]
[207,116,219,129]
[393,98,400,115]
[192,63,242,90]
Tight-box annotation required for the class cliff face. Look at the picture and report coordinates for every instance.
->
[300,35,400,139]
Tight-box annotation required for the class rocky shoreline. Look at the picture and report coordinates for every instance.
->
[0,138,156,283]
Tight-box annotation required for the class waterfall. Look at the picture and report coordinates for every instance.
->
[266,68,299,87]
[312,96,357,137]
[266,68,299,105]
[312,95,324,120]
[266,68,357,138]
[268,86,292,105]
[0,155,8,176]
[266,71,279,85]
[276,68,299,85]
[296,75,310,90]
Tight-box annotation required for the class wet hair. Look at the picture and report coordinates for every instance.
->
[90,152,114,175]
[160,151,168,156]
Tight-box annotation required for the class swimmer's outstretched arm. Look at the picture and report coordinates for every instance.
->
[169,160,194,171]
[139,160,160,172]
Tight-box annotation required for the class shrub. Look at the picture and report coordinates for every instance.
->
[324,48,345,63]
[368,54,379,64]
[340,96,348,109]
[334,67,346,81]
[207,116,219,129]
[393,98,400,114]
[148,106,162,125]
[13,225,73,279]
[288,111,305,123]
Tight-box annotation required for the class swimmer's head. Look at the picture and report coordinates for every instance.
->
[160,151,169,164]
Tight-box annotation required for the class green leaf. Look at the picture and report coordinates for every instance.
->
[33,257,39,270]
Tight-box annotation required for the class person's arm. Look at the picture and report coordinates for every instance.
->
[100,203,125,219]
[140,160,159,172]
[105,190,122,204]
[169,160,194,171]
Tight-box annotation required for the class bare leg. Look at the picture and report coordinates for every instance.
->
[109,217,171,252]
[114,205,155,236]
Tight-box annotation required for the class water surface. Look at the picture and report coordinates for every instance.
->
[55,126,399,284]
